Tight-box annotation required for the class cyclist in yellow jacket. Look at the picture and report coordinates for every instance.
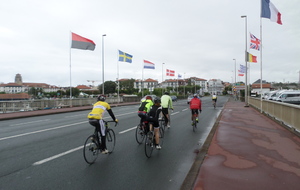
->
[87,95,118,154]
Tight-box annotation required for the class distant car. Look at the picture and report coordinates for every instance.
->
[140,95,157,102]
[171,95,177,102]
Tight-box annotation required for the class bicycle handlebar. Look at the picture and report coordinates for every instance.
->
[104,120,118,127]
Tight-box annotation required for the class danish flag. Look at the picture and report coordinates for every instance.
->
[166,69,175,76]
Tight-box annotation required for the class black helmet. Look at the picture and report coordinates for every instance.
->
[164,92,169,95]
[154,98,161,104]
[97,95,106,101]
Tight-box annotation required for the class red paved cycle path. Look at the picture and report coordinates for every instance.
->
[182,98,300,190]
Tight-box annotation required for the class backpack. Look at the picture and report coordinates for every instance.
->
[138,101,148,111]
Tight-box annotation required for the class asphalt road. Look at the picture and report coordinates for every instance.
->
[0,96,228,190]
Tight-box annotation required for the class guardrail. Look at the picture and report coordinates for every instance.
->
[249,97,300,133]
[0,96,140,113]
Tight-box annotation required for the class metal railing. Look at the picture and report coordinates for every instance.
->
[249,97,300,132]
[0,96,140,114]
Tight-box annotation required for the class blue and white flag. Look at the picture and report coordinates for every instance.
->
[178,74,182,79]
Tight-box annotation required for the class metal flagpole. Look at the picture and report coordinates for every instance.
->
[142,61,144,97]
[241,15,249,107]
[69,31,72,107]
[117,52,120,103]
[260,17,263,113]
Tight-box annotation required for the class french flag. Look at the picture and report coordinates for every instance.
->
[261,0,282,25]
[143,60,155,69]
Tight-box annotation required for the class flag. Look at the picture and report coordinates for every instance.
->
[166,69,175,76]
[261,0,282,25]
[239,65,246,73]
[238,72,244,76]
[143,60,155,69]
[71,32,96,51]
[247,52,258,63]
[118,50,133,63]
[250,33,261,51]
[178,74,182,79]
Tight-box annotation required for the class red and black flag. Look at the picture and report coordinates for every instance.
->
[71,32,96,51]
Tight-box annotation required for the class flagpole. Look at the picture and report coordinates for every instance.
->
[142,61,144,97]
[69,31,72,107]
[117,52,120,104]
[260,17,263,113]
[241,15,249,107]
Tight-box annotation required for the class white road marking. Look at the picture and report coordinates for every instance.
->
[171,111,179,115]
[33,146,83,166]
[9,119,51,126]
[119,126,136,134]
[0,121,86,141]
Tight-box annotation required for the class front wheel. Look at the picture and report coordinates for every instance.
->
[83,135,99,164]
[106,129,116,153]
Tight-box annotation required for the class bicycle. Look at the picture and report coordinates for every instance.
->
[144,126,164,158]
[83,120,117,164]
[191,113,197,132]
[135,121,149,144]
[212,100,216,109]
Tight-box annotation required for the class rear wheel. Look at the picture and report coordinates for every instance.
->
[135,124,145,144]
[192,117,197,132]
[83,135,99,164]
[106,129,115,153]
[145,131,154,158]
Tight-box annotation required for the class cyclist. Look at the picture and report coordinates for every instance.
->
[212,93,217,106]
[161,92,173,128]
[147,98,162,150]
[189,94,202,123]
[137,95,153,125]
[87,95,118,154]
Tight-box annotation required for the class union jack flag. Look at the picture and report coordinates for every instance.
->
[250,33,260,51]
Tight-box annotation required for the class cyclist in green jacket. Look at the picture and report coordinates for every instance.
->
[161,92,173,128]
[137,96,153,124]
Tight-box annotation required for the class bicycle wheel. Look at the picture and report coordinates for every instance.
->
[83,135,99,164]
[106,129,116,153]
[160,116,166,131]
[145,131,154,158]
[192,117,197,132]
[135,124,145,144]
[159,127,164,146]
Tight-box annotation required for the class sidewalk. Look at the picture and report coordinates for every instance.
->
[0,102,139,120]
[182,97,300,190]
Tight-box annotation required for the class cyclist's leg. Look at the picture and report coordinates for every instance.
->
[98,119,107,153]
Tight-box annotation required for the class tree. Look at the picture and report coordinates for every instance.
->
[99,81,117,94]
[66,88,80,97]
[119,79,135,94]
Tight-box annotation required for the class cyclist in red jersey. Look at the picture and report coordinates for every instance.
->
[189,94,202,123]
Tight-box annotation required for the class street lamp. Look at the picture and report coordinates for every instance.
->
[233,59,236,86]
[241,15,249,107]
[102,34,106,95]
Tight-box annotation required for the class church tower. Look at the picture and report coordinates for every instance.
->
[15,73,23,85]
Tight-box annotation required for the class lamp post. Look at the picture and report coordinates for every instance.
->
[162,63,165,95]
[241,15,248,107]
[102,34,106,95]
[233,59,236,86]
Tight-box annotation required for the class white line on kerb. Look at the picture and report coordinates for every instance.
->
[33,146,83,166]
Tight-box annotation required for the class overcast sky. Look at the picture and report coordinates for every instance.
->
[1,0,299,87]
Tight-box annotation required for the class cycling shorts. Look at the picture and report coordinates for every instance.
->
[191,109,199,115]
[162,108,169,115]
